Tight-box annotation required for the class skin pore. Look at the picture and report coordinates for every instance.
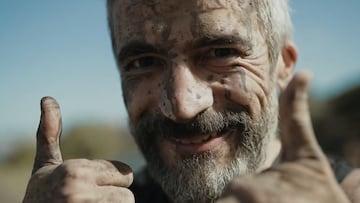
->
[110,0,294,202]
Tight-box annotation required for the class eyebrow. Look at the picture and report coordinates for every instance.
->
[192,35,253,50]
[118,35,253,61]
[118,41,166,61]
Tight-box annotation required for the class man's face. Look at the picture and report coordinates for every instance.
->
[111,0,287,202]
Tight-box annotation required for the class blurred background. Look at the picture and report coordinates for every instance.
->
[0,0,359,202]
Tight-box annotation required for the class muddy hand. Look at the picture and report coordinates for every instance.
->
[23,97,134,203]
[217,71,350,203]
[32,96,63,173]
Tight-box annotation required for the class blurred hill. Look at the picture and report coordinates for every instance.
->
[312,85,360,166]
[1,84,360,202]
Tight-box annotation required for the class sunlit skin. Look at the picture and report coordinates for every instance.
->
[111,0,289,170]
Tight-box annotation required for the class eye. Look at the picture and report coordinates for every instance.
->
[134,56,155,67]
[198,48,241,68]
[124,56,164,72]
[207,48,238,58]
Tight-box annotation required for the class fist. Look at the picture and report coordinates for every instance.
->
[23,97,135,203]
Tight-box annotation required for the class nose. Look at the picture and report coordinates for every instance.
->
[159,60,213,122]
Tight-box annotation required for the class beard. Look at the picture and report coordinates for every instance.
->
[130,97,278,203]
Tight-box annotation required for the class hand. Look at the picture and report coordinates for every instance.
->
[342,169,360,203]
[217,72,351,203]
[23,97,134,203]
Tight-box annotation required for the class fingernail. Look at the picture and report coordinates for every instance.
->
[41,96,59,111]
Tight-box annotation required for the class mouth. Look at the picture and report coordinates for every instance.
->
[163,129,233,154]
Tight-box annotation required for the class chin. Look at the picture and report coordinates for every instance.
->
[143,128,265,203]
[131,101,278,202]
[152,144,258,203]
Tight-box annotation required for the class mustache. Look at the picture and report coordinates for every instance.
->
[134,109,250,139]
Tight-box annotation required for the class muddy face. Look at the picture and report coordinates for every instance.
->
[110,0,285,202]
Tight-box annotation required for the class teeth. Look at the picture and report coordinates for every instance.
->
[174,135,211,145]
[192,135,211,144]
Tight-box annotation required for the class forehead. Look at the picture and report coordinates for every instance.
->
[110,0,255,53]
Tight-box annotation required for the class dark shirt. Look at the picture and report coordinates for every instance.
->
[328,156,353,183]
[129,168,170,203]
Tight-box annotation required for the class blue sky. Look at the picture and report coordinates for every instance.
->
[0,0,360,146]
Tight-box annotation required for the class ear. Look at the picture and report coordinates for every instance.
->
[276,42,298,90]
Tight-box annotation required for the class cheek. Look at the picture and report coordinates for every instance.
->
[210,69,270,118]
[123,76,164,123]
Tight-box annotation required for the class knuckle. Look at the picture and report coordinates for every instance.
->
[63,167,83,180]
[59,159,92,181]
[71,158,92,166]
[102,160,134,186]
[62,158,90,169]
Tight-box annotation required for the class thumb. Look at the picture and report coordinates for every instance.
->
[279,71,325,162]
[32,96,63,174]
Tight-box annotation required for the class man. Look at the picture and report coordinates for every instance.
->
[23,0,360,202]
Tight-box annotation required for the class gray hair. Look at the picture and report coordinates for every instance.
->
[106,0,293,65]
[252,0,293,64]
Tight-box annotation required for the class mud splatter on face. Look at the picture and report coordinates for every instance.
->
[161,21,172,42]
[142,0,158,15]
[224,86,232,100]
[164,64,178,117]
[207,74,215,81]
[238,68,247,92]
[190,12,200,39]
[233,0,257,45]
[157,20,172,42]
[112,1,278,201]
[142,19,172,46]
[121,75,141,107]
[196,0,230,11]
[125,0,178,19]
[187,87,193,94]
[220,78,225,85]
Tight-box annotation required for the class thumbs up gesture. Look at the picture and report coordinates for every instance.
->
[217,72,358,203]
[23,97,135,203]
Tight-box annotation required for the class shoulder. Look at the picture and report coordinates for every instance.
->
[129,167,171,203]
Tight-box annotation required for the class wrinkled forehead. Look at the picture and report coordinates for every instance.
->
[110,0,255,53]
[112,0,250,15]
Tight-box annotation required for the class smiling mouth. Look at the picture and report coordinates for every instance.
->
[164,129,233,153]
[169,133,222,144]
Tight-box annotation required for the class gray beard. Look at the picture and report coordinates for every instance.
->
[131,101,278,203]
